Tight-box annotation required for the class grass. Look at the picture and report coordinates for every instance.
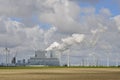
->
[0,66,119,69]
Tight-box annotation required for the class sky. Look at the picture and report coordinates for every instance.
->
[0,0,120,66]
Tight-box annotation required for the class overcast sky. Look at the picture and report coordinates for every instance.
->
[0,0,120,65]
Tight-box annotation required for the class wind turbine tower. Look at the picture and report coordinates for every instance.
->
[4,47,10,66]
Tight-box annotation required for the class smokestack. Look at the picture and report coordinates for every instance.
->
[11,57,16,64]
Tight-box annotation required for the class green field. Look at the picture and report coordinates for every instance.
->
[0,67,120,80]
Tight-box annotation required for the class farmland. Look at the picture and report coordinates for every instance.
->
[0,67,120,80]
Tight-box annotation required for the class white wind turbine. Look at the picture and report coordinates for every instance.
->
[4,47,10,66]
[67,49,70,67]
[58,51,62,66]
[115,53,119,67]
[58,47,70,67]
[101,44,112,67]
[59,48,69,67]
[87,26,107,66]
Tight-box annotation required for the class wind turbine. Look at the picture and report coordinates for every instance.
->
[115,53,119,67]
[4,47,10,66]
[112,52,119,67]
[57,47,69,67]
[3,41,10,66]
[58,51,62,66]
[62,48,70,67]
[102,44,112,67]
[59,48,70,67]
[53,50,62,66]
[67,50,70,67]
[87,26,107,66]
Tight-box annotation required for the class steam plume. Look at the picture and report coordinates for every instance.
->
[46,34,85,52]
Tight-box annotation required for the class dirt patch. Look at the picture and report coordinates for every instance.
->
[0,68,120,80]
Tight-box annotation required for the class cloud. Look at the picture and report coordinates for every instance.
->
[70,0,100,4]
[38,1,113,34]
[0,0,120,65]
[44,26,57,45]
[114,15,120,31]
[0,16,55,50]
[99,8,111,16]
[0,16,26,48]
[0,0,56,26]
[39,0,87,33]
[0,0,119,50]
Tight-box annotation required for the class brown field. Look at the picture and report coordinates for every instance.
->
[0,68,120,80]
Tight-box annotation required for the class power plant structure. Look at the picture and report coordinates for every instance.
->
[28,50,60,66]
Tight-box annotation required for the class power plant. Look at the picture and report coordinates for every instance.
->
[28,50,60,66]
[0,33,119,67]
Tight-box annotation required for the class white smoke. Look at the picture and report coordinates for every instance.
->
[46,42,60,51]
[46,34,85,52]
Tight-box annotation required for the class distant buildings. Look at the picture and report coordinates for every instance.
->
[28,50,60,66]
[0,50,60,66]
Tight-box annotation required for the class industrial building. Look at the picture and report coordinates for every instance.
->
[28,50,60,66]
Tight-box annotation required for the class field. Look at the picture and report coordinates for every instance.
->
[0,67,120,80]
